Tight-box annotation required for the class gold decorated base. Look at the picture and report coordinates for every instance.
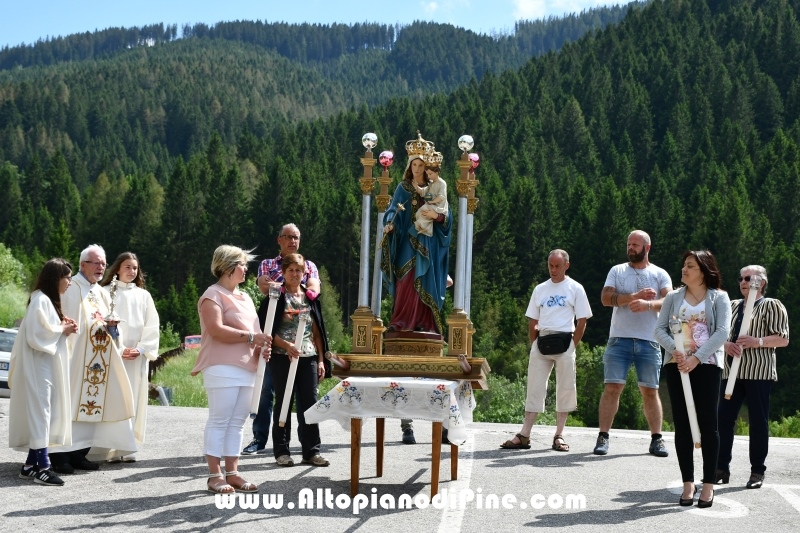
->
[331,354,491,389]
[383,330,446,357]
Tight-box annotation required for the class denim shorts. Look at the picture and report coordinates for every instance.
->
[603,337,662,389]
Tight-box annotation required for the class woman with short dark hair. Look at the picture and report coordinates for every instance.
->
[262,253,331,467]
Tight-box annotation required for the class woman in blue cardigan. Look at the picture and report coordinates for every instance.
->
[655,250,731,508]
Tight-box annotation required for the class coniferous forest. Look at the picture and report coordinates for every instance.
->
[2,0,800,425]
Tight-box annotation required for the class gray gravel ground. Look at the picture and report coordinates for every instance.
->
[1,398,799,532]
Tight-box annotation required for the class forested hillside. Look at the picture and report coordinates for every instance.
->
[2,0,800,422]
[0,6,638,182]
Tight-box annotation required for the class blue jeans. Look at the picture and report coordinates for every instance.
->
[251,364,274,445]
[603,337,662,389]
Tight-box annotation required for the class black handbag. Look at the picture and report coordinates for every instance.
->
[537,332,573,355]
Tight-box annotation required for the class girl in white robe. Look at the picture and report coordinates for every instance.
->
[101,252,160,462]
[8,258,78,486]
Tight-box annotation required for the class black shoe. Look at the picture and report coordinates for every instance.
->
[746,473,764,489]
[697,491,714,508]
[51,462,75,475]
[71,458,100,471]
[34,468,65,486]
[714,469,730,484]
[241,439,267,455]
[649,437,669,457]
[679,486,697,506]
[402,428,416,444]
[19,465,38,480]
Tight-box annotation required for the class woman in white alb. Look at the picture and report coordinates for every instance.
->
[101,252,160,462]
[9,258,78,486]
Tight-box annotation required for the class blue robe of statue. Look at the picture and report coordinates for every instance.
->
[381,179,452,334]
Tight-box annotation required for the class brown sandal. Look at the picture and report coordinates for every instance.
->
[552,435,569,452]
[207,472,235,494]
[500,433,531,449]
[226,470,258,493]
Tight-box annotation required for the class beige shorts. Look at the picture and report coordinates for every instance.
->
[525,338,577,413]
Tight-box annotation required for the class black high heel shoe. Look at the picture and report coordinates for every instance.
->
[679,486,697,506]
[746,473,764,489]
[697,490,714,508]
[714,469,730,484]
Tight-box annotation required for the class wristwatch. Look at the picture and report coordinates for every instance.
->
[248,332,254,344]
[758,337,764,347]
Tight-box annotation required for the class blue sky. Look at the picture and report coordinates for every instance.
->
[2,0,622,48]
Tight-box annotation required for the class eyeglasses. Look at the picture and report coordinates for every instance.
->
[280,235,300,241]
[83,260,107,268]
[737,275,755,283]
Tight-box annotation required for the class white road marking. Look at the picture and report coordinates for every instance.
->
[437,431,476,533]
[666,479,749,518]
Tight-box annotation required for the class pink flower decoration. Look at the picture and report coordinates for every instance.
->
[469,153,480,170]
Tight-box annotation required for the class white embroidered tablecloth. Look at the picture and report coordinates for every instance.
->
[304,377,475,446]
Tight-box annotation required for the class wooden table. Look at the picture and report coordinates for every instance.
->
[350,417,458,497]
[304,377,474,497]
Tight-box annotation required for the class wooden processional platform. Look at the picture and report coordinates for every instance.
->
[331,331,490,389]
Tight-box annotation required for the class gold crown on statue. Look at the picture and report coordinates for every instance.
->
[406,131,435,159]
[424,151,444,166]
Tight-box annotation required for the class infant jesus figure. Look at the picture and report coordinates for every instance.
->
[414,156,449,237]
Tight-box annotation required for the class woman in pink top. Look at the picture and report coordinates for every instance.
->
[191,245,272,494]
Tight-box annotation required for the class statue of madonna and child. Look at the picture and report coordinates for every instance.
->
[381,133,452,337]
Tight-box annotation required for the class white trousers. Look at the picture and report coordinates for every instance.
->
[203,385,253,458]
[525,340,577,413]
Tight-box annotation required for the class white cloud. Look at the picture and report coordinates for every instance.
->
[422,1,439,14]
[420,0,472,17]
[513,0,547,19]
[513,0,616,21]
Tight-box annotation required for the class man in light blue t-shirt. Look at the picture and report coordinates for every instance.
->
[594,230,672,457]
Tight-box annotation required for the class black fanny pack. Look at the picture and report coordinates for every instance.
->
[537,332,573,355]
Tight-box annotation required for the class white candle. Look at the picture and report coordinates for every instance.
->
[725,276,760,400]
[670,316,702,449]
[249,285,281,418]
[279,307,309,427]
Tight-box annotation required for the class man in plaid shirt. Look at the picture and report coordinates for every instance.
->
[256,223,321,294]
[242,223,321,455]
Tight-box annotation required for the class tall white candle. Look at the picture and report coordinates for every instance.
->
[250,285,281,418]
[725,276,760,400]
[279,307,309,427]
[670,316,702,449]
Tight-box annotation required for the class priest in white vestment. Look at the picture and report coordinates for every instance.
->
[49,244,136,473]
[101,252,160,461]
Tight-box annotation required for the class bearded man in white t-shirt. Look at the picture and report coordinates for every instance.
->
[500,249,592,452]
[593,229,672,457]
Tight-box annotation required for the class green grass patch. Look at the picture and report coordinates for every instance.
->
[149,351,342,409]
[0,284,27,327]
[149,350,207,407]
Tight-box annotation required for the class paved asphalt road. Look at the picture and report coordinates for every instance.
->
[1,399,799,532]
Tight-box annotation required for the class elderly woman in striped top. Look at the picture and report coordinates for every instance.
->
[716,265,789,489]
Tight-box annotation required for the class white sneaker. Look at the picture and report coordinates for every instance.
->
[276,455,294,467]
